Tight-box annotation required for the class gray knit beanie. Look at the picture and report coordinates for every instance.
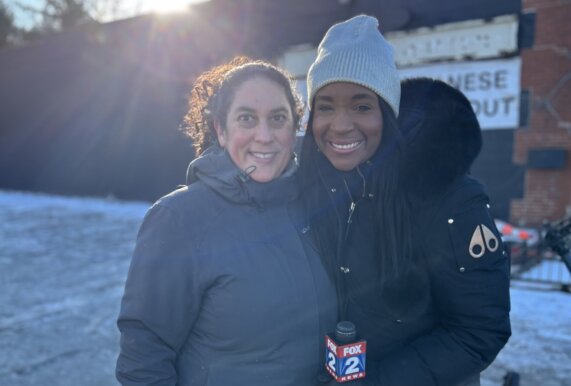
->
[307,15,400,116]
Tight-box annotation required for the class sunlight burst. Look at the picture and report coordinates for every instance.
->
[137,0,209,15]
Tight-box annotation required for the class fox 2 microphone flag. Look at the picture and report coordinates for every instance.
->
[325,321,366,383]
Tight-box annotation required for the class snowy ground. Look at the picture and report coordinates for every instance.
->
[0,190,570,386]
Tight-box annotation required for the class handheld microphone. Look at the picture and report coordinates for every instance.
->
[325,321,366,383]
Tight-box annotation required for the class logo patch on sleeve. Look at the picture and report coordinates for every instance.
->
[469,224,499,258]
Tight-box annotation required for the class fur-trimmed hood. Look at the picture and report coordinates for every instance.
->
[397,77,482,196]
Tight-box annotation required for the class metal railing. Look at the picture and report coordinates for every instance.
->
[507,216,571,292]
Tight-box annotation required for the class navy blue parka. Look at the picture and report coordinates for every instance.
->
[116,147,338,385]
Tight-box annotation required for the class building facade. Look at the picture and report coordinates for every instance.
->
[0,0,569,225]
[278,0,571,225]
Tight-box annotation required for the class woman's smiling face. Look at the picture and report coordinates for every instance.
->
[312,82,383,171]
[216,76,296,182]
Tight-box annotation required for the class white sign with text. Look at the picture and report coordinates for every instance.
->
[386,15,518,67]
[399,57,521,129]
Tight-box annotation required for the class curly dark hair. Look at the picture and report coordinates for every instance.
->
[182,56,304,156]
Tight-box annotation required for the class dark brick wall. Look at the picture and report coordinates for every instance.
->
[512,0,571,225]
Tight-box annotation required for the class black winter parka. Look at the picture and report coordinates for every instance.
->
[311,78,511,386]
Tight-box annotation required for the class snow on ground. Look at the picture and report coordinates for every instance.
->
[481,282,571,386]
[0,190,148,386]
[1,190,570,386]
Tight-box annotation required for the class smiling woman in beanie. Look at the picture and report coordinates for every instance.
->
[298,15,511,386]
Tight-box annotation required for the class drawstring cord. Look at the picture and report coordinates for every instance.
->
[237,165,257,183]
[236,165,263,209]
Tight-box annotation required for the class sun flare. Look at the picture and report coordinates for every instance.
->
[138,0,209,15]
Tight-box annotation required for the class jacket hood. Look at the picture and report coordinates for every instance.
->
[398,77,482,195]
[186,146,298,206]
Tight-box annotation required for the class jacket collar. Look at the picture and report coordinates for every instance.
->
[186,146,299,207]
[313,145,379,200]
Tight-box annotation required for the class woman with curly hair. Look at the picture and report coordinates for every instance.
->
[116,57,337,386]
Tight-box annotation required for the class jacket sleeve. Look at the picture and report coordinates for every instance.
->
[366,186,511,386]
[116,203,204,385]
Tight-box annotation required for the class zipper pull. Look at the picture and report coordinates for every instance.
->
[347,202,356,224]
